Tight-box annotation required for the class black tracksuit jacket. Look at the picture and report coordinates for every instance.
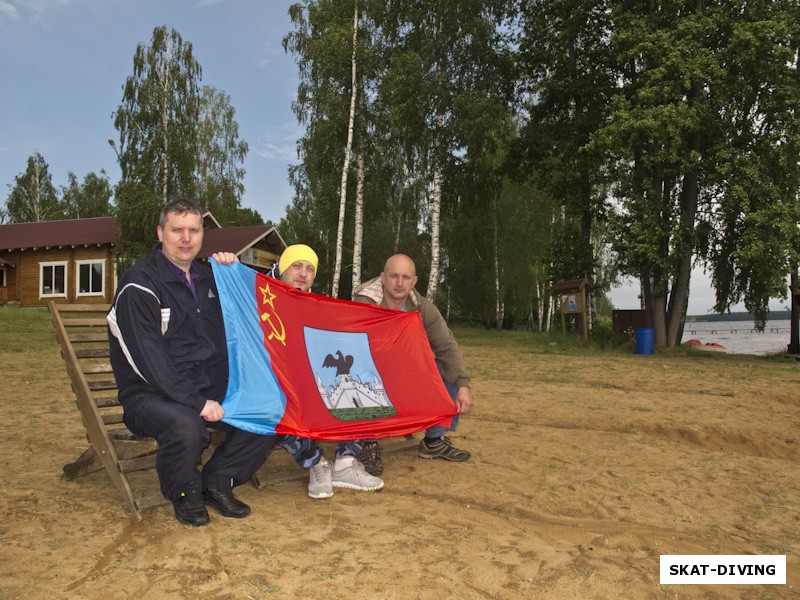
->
[107,245,228,412]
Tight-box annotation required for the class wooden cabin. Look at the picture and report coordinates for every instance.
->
[0,214,286,308]
[0,217,118,307]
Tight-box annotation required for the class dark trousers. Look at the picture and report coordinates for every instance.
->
[122,396,276,501]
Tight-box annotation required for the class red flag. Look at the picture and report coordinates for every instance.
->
[214,261,456,439]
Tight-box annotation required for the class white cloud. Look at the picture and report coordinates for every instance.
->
[253,36,287,70]
[0,0,70,23]
[253,122,301,162]
[0,1,21,19]
[195,0,229,7]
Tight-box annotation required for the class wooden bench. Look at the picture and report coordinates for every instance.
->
[49,301,170,520]
[49,301,420,519]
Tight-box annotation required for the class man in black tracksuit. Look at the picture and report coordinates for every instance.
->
[108,198,275,526]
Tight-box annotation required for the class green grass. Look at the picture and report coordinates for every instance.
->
[451,324,637,355]
[0,307,57,353]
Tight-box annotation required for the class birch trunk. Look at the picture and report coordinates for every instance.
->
[351,74,366,293]
[331,1,359,298]
[351,145,365,292]
[427,129,443,301]
[426,11,444,302]
[160,39,170,205]
[493,209,503,329]
[32,158,42,221]
[394,209,402,253]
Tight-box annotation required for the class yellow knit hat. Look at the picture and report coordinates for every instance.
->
[278,244,319,275]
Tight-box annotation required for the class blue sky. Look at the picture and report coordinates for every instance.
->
[0,0,788,316]
[0,0,299,224]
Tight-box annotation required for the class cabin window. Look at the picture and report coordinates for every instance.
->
[77,260,105,296]
[40,262,67,297]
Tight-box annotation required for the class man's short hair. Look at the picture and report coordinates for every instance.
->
[159,198,203,228]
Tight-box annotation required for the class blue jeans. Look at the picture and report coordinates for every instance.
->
[425,362,460,438]
[278,436,363,469]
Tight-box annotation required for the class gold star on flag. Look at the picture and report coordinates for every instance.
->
[259,283,277,309]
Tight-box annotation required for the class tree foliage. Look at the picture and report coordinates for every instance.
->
[5,153,62,223]
[591,0,799,341]
[61,170,114,219]
[112,25,203,262]
[5,155,114,225]
[196,86,258,225]
[112,26,258,264]
[704,0,800,328]
[284,0,517,303]
[282,0,797,342]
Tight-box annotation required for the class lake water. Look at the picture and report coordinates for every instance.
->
[681,319,793,356]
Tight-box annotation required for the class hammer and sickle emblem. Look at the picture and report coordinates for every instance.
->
[258,283,286,346]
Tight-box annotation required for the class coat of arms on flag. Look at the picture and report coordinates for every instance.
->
[304,327,398,421]
[211,260,456,440]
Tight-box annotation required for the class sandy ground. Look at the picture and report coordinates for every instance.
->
[2,334,799,599]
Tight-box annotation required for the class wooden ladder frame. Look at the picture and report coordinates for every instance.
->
[49,302,164,520]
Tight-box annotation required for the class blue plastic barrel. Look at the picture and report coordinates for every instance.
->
[635,327,655,355]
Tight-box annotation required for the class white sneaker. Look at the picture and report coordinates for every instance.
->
[308,459,333,499]
[331,459,384,491]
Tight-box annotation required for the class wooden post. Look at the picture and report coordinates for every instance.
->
[581,284,588,344]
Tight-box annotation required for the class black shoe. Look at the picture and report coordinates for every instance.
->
[203,486,251,518]
[418,436,470,462]
[357,441,383,476]
[172,488,210,526]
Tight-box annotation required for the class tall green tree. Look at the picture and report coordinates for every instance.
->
[705,0,800,328]
[284,0,384,297]
[196,85,257,225]
[380,0,517,301]
[112,25,203,262]
[331,0,361,297]
[595,0,799,346]
[284,0,516,307]
[514,0,615,308]
[444,120,556,330]
[5,152,62,222]
[592,1,728,346]
[61,170,114,219]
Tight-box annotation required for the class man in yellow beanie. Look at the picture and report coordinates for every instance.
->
[276,243,318,286]
[275,244,384,499]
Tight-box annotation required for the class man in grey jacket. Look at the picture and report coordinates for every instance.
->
[352,254,474,474]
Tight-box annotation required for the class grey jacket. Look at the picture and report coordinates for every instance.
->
[352,277,470,388]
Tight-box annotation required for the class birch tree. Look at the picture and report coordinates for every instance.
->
[196,85,254,225]
[351,142,366,290]
[61,171,113,219]
[5,153,62,222]
[331,1,360,297]
[381,0,517,301]
[113,26,202,263]
[706,0,800,329]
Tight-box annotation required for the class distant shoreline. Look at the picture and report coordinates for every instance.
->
[685,310,792,322]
